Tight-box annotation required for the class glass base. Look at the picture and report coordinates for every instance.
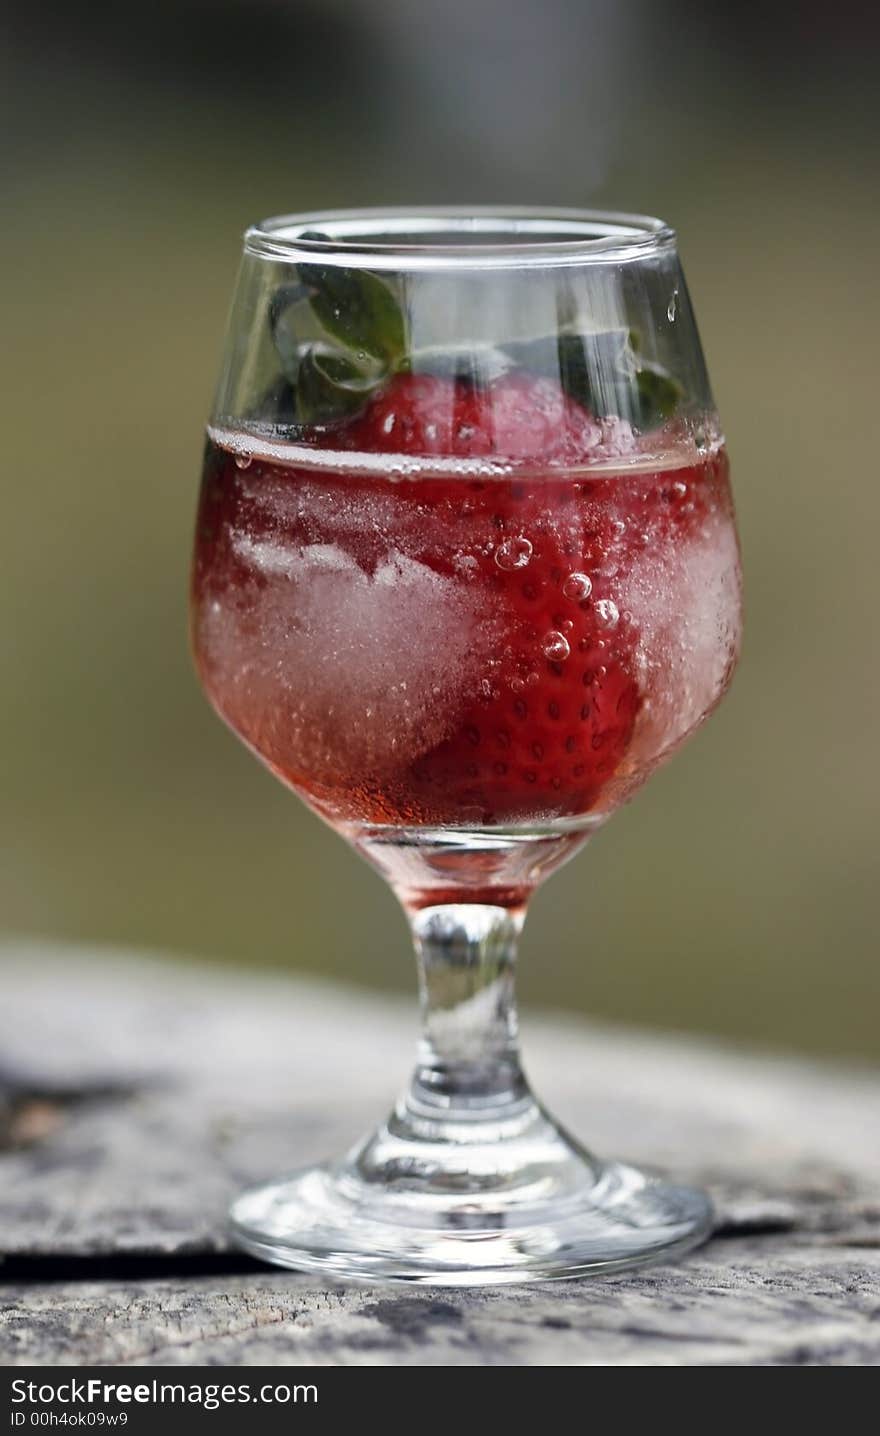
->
[229,1103,712,1287]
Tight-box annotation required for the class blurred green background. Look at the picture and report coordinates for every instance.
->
[2,1,878,1058]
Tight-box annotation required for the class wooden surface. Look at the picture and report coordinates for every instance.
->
[1,940,879,1367]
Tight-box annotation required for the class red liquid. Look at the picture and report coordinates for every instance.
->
[192,431,741,832]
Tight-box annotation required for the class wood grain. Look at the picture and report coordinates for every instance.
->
[2,941,878,1366]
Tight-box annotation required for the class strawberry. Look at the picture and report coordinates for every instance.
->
[404,497,643,824]
[336,370,612,464]
[330,371,645,823]
[197,372,727,830]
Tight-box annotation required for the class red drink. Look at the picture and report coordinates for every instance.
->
[193,378,740,843]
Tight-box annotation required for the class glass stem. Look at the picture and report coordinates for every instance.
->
[404,903,531,1124]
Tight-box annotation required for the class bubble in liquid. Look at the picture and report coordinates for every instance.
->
[671,480,688,498]
[234,453,252,470]
[594,599,619,631]
[542,630,571,662]
[495,535,533,571]
[610,519,626,538]
[562,570,592,601]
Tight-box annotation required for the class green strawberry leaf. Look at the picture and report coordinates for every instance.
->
[297,232,406,365]
[265,234,406,425]
[504,327,681,431]
[251,374,297,425]
[294,343,384,426]
[634,363,683,428]
[270,292,318,385]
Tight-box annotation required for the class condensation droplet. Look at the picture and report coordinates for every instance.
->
[667,289,678,322]
[234,453,252,470]
[594,599,619,631]
[542,630,571,662]
[495,535,533,571]
[562,570,592,601]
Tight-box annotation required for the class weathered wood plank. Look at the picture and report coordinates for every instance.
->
[3,1242,880,1366]
[1,940,878,1366]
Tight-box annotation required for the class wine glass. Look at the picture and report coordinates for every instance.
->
[191,207,742,1285]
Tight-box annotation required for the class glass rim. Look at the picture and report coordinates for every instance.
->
[243,206,677,271]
